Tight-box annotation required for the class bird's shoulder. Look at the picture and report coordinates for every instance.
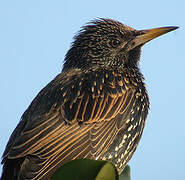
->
[49,67,146,124]
[20,66,145,124]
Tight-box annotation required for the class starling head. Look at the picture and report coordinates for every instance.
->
[63,19,178,70]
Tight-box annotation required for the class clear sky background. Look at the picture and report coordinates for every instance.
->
[0,1,184,179]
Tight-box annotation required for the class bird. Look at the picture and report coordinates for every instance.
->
[1,18,178,180]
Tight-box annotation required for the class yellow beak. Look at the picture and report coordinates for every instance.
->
[126,26,179,51]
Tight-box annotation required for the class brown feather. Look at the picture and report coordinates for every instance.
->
[1,66,149,179]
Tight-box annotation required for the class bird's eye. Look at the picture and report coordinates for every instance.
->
[110,39,121,47]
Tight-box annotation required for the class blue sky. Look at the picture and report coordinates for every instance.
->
[0,1,184,179]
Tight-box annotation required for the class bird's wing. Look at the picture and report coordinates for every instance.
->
[2,68,141,179]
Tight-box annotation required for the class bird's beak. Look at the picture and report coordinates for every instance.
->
[125,26,179,51]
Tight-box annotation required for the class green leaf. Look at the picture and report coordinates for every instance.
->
[119,165,131,180]
[51,159,119,180]
[95,162,119,180]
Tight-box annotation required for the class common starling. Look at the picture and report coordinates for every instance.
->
[1,19,178,180]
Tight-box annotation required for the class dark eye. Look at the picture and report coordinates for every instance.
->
[110,39,121,47]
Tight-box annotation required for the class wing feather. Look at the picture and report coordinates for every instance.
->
[2,68,148,180]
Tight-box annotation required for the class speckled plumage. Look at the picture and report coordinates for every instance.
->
[1,19,178,180]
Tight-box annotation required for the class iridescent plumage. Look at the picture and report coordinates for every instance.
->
[1,19,178,180]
